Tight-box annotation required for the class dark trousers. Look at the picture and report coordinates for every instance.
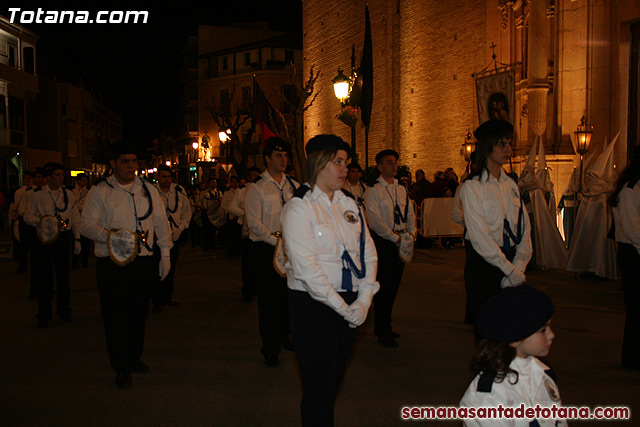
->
[152,242,180,307]
[15,219,29,271]
[371,232,405,336]
[289,290,358,427]
[251,241,289,357]
[618,242,640,367]
[72,235,91,267]
[20,221,38,296]
[33,231,72,321]
[96,256,155,374]
[240,237,257,299]
[226,221,242,257]
[202,211,217,250]
[464,242,515,325]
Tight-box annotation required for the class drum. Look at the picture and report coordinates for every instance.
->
[272,232,288,278]
[107,229,138,266]
[37,216,61,245]
[398,231,415,264]
[206,202,226,228]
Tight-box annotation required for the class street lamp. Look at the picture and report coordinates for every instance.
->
[461,131,475,174]
[333,45,359,162]
[332,69,351,103]
[573,115,593,194]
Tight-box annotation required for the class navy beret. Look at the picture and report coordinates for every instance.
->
[375,149,399,164]
[476,285,555,343]
[108,140,141,158]
[474,119,514,140]
[305,134,351,156]
[264,137,291,156]
[43,162,65,176]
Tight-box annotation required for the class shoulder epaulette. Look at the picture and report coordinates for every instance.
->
[254,176,263,183]
[65,185,74,191]
[544,368,557,384]
[293,184,311,199]
[289,176,300,184]
[26,187,33,192]
[477,371,497,393]
[175,185,184,194]
[341,188,356,200]
[33,187,42,192]
[93,177,108,186]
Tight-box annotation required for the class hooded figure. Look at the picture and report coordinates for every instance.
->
[518,136,567,270]
[566,132,620,279]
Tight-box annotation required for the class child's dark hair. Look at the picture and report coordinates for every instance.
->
[470,338,519,384]
[608,145,640,208]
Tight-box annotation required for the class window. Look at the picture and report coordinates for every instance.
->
[0,95,6,129]
[244,52,251,66]
[220,89,230,113]
[23,47,35,74]
[68,140,78,157]
[283,85,299,114]
[242,87,251,109]
[222,56,228,71]
[9,97,24,131]
[285,50,295,65]
[8,44,17,68]
[208,57,218,78]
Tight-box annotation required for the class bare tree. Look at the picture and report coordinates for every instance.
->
[280,64,321,181]
[202,86,254,179]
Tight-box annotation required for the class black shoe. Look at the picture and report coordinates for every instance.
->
[280,338,294,352]
[27,293,37,300]
[60,313,72,323]
[241,290,253,302]
[132,359,150,374]
[82,263,89,268]
[38,319,49,328]
[264,355,280,367]
[71,264,79,270]
[151,305,163,314]
[378,335,399,348]
[166,300,179,307]
[391,330,401,339]
[115,371,132,389]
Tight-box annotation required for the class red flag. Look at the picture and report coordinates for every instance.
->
[253,78,286,149]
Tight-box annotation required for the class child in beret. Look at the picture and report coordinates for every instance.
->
[460,285,567,426]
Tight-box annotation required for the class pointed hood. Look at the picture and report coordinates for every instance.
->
[585,131,620,195]
[535,140,554,193]
[518,136,540,191]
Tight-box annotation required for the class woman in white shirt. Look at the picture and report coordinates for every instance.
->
[459,120,532,325]
[281,134,379,426]
[609,145,640,370]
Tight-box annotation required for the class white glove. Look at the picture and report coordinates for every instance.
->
[159,256,171,281]
[500,268,526,288]
[344,301,368,327]
[74,240,81,255]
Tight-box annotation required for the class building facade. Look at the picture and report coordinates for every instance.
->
[303,0,640,194]
[0,15,38,191]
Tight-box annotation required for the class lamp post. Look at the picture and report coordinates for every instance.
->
[461,131,475,174]
[573,115,593,194]
[333,45,358,162]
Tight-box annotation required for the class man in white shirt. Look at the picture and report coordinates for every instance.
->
[363,149,417,348]
[221,175,241,256]
[152,165,191,313]
[81,141,172,389]
[72,173,91,269]
[342,163,367,204]
[21,168,46,299]
[24,163,81,328]
[229,166,262,301]
[10,170,34,274]
[245,137,299,367]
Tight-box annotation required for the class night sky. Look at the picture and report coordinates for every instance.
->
[2,1,301,147]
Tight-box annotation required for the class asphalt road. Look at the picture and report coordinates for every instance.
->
[0,243,637,426]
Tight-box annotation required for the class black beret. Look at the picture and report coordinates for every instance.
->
[35,167,46,176]
[305,134,351,156]
[43,162,65,176]
[476,285,555,343]
[264,137,291,157]
[375,149,399,164]
[474,119,514,140]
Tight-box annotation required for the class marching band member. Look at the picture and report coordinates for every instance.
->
[245,137,299,367]
[81,141,172,389]
[281,134,379,426]
[152,165,191,313]
[24,163,80,328]
[10,170,34,274]
[363,149,417,348]
[72,173,91,268]
[342,163,367,204]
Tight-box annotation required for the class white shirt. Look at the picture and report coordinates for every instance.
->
[156,183,192,242]
[245,171,298,246]
[281,185,379,313]
[459,169,532,275]
[612,181,640,254]
[73,185,89,214]
[10,185,31,220]
[17,186,36,217]
[460,356,567,427]
[343,180,367,201]
[363,176,417,243]
[80,175,172,258]
[450,184,465,227]
[198,188,221,209]
[24,184,81,239]
[221,187,239,219]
